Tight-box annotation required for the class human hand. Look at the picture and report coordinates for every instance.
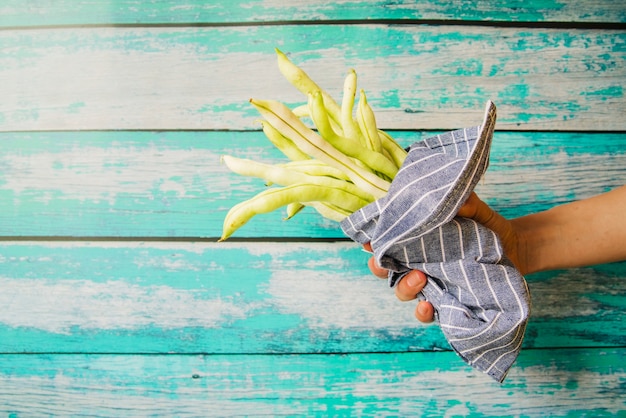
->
[364,192,524,323]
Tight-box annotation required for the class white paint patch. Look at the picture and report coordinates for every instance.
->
[245,240,358,257]
[0,375,298,416]
[4,27,624,131]
[0,146,227,204]
[0,277,250,334]
[265,269,421,331]
[350,364,626,415]
[476,151,626,206]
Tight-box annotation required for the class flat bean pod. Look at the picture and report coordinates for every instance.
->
[308,91,398,180]
[378,129,408,169]
[356,89,383,153]
[340,69,362,145]
[278,160,351,181]
[249,98,390,199]
[307,201,352,222]
[222,155,375,203]
[275,48,342,125]
[219,183,371,241]
[260,120,311,161]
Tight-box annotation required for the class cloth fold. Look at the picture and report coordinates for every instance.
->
[341,101,531,382]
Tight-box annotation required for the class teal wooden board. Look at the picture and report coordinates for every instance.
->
[0,131,623,238]
[1,241,624,354]
[0,349,624,416]
[1,3,624,415]
[2,26,624,131]
[1,0,625,27]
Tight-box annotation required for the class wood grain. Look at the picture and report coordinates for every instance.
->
[2,0,624,412]
[0,131,623,238]
[1,241,624,354]
[1,0,625,26]
[0,349,624,416]
[2,26,624,131]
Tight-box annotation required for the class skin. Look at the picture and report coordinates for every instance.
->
[365,185,626,323]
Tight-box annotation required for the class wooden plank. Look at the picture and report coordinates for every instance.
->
[1,0,625,27]
[0,131,623,238]
[1,26,624,132]
[1,241,624,354]
[0,349,624,415]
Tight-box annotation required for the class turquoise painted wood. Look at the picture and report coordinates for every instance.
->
[0,349,624,416]
[0,131,624,238]
[0,242,623,354]
[1,0,625,26]
[1,26,624,131]
[1,1,625,415]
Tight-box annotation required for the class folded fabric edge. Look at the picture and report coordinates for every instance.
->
[373,100,497,267]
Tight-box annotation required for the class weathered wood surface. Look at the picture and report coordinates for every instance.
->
[2,26,624,131]
[1,0,625,26]
[0,131,624,238]
[1,349,624,416]
[1,241,624,354]
[1,1,625,415]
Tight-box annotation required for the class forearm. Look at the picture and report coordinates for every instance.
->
[512,185,626,274]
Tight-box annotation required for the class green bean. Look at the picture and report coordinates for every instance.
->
[249,98,390,199]
[308,90,398,180]
[219,183,371,241]
[285,202,305,219]
[291,104,310,118]
[378,129,408,169]
[340,69,363,145]
[260,120,311,161]
[219,50,416,240]
[307,202,351,222]
[275,48,342,125]
[278,160,351,181]
[356,89,382,153]
[222,155,375,202]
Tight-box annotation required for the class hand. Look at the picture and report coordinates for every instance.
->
[367,186,626,323]
[365,192,522,323]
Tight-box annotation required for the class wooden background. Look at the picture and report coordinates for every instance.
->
[1,1,625,415]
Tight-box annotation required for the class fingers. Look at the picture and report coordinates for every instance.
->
[394,270,427,301]
[395,270,434,323]
[367,256,388,278]
[364,243,434,323]
[457,192,480,219]
[416,301,435,323]
[458,192,504,234]
[364,243,388,278]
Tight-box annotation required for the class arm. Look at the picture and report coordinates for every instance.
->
[511,185,626,274]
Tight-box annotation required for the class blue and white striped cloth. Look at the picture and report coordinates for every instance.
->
[341,101,531,382]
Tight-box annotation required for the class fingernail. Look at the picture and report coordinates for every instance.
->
[417,302,428,316]
[406,272,424,288]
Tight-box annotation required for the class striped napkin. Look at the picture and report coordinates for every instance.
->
[341,101,531,382]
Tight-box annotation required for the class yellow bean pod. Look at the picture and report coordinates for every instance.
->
[340,69,362,144]
[356,89,382,153]
[219,183,371,241]
[285,202,305,220]
[249,98,390,199]
[221,155,376,203]
[278,160,351,182]
[275,48,342,125]
[260,120,311,161]
[378,129,408,169]
[308,91,398,180]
